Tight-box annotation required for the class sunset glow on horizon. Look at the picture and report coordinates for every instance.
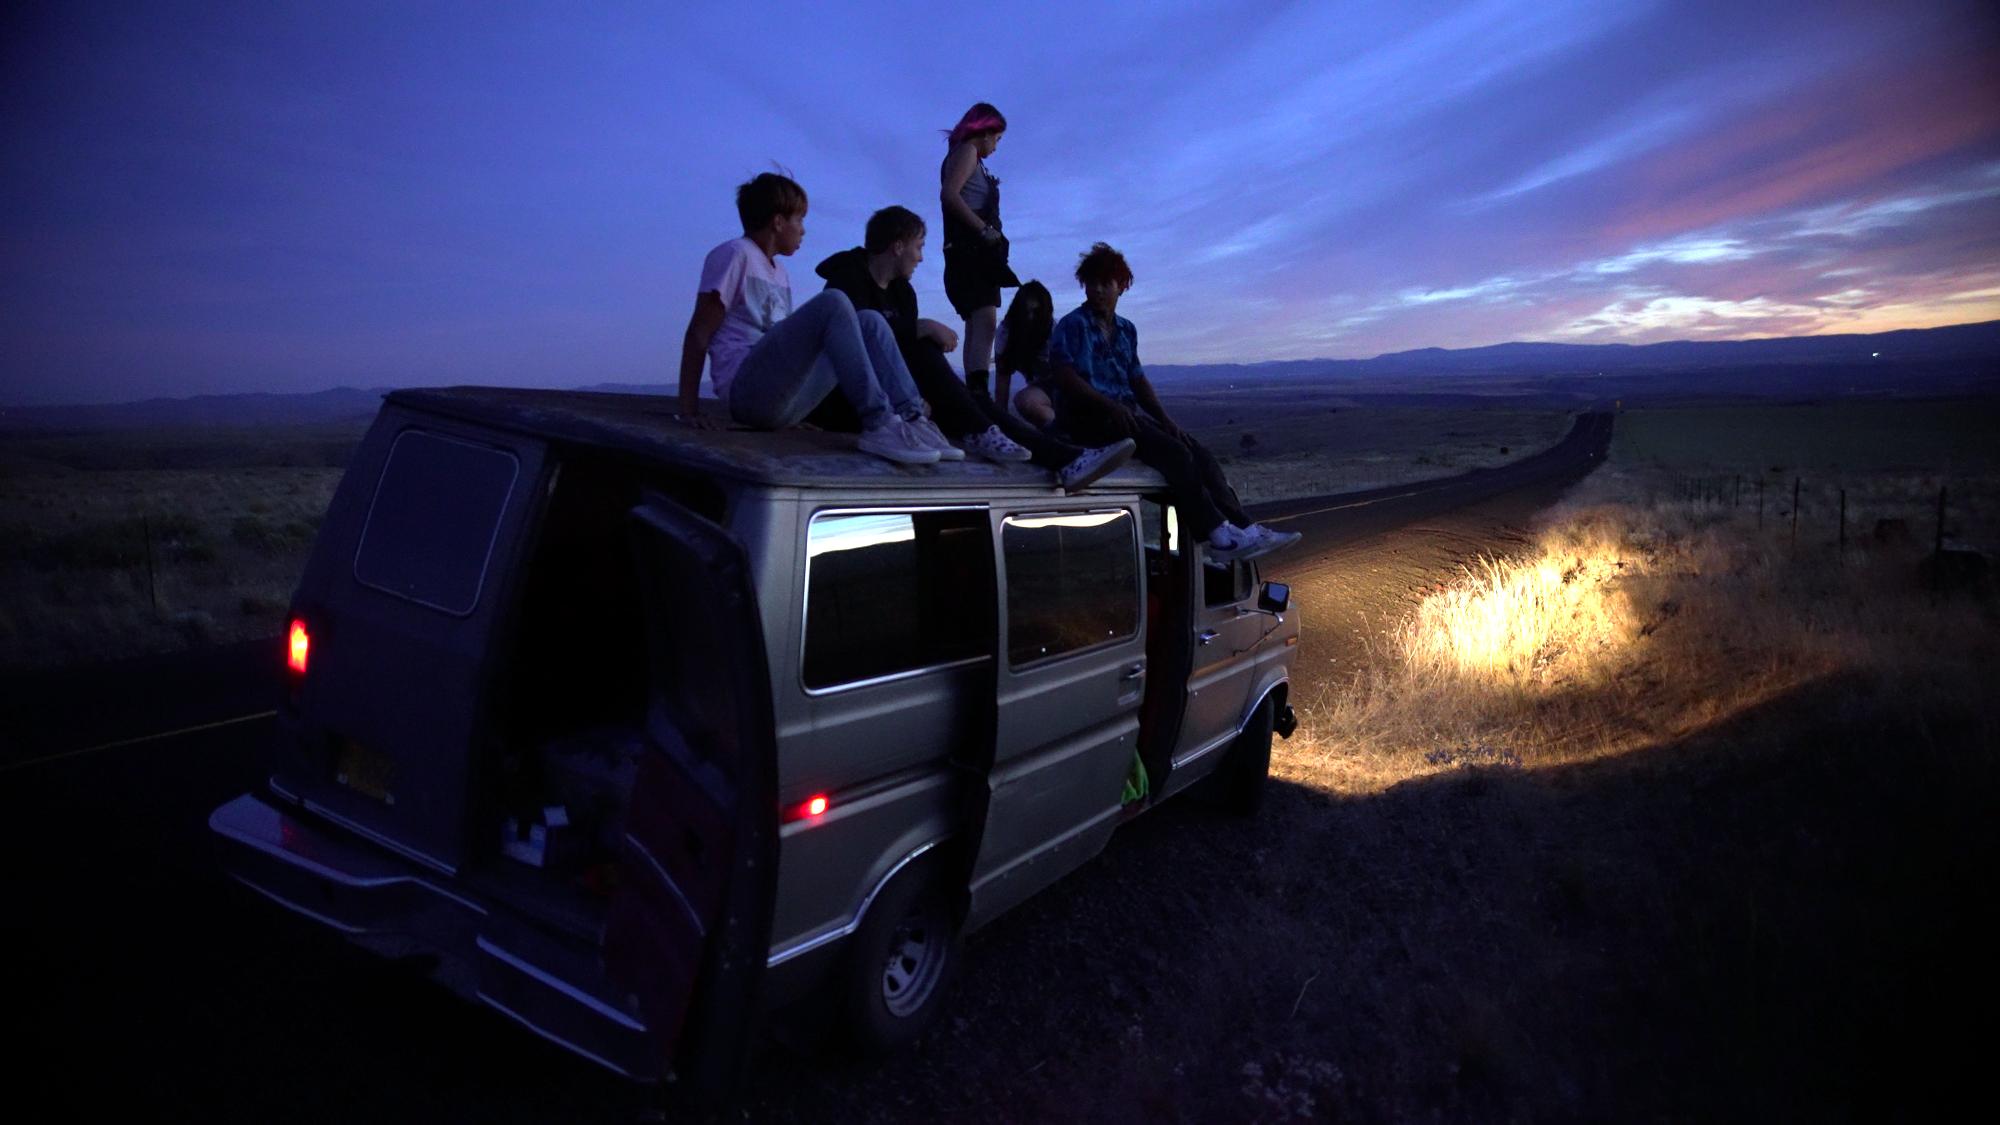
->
[3,1,1997,405]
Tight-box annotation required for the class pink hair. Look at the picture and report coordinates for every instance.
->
[945,102,1007,147]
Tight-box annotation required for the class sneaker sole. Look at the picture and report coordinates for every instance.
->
[857,439,940,464]
[1058,441,1137,491]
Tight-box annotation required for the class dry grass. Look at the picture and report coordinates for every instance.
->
[0,431,351,672]
[1279,455,1999,800]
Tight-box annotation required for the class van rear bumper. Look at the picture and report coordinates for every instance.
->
[208,791,663,1082]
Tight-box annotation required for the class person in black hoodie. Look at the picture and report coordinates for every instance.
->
[812,206,1135,489]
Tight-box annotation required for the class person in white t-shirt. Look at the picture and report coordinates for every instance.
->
[675,172,952,464]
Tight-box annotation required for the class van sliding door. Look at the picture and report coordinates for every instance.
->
[968,506,1146,929]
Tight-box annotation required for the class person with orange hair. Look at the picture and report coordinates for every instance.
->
[1048,243,1301,563]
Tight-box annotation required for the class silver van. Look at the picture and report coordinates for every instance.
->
[209,387,1298,1096]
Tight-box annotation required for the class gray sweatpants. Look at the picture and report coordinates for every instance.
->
[727,290,924,429]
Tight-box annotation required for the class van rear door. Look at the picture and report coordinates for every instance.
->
[603,496,777,1095]
[278,413,544,872]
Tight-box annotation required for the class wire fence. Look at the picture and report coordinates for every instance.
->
[1659,471,1989,589]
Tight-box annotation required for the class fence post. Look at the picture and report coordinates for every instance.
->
[143,514,158,616]
[1791,477,1801,551]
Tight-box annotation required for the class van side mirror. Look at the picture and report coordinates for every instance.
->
[1258,581,1290,615]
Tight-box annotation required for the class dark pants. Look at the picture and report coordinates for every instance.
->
[808,340,1085,472]
[1062,402,1247,538]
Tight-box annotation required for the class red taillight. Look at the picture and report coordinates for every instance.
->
[287,619,310,676]
[785,794,830,823]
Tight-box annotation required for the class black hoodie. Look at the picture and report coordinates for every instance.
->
[815,247,921,353]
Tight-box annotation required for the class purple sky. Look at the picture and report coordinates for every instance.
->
[4,1,1998,405]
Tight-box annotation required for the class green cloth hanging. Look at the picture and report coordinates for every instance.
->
[1120,750,1150,806]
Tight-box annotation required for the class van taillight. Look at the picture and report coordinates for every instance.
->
[784,794,830,824]
[287,619,310,676]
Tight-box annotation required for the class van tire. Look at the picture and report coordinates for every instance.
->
[1219,697,1275,816]
[836,856,960,1055]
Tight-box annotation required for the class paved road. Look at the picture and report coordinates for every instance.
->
[1,411,1611,1121]
[1249,408,1612,546]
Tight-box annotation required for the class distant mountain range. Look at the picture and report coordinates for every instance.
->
[4,320,1996,431]
[1142,319,2000,389]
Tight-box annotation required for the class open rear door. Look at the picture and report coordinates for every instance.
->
[603,495,777,1097]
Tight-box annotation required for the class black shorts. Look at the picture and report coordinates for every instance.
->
[943,242,1016,318]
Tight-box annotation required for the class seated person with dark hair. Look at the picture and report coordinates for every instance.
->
[1046,242,1301,563]
[812,206,1135,491]
[998,281,1060,430]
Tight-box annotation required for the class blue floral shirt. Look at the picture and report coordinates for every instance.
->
[1048,304,1142,406]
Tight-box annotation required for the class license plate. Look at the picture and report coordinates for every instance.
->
[335,740,396,805]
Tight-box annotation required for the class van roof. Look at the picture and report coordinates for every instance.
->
[388,386,1169,492]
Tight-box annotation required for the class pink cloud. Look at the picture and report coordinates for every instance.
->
[1602,48,2000,242]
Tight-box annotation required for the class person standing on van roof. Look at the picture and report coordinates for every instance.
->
[812,206,1138,491]
[1047,243,1303,563]
[676,172,956,465]
[940,103,1019,402]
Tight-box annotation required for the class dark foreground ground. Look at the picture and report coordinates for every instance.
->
[6,635,1989,1123]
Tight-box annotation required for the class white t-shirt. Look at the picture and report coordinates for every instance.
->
[698,237,792,401]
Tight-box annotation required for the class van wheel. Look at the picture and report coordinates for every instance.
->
[838,857,959,1055]
[1219,697,1275,816]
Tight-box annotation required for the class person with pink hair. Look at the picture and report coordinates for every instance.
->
[939,102,1018,404]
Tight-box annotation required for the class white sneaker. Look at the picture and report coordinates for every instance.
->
[960,425,1032,463]
[857,417,941,464]
[1206,521,1258,564]
[907,414,966,460]
[1245,523,1302,557]
[1055,438,1136,492]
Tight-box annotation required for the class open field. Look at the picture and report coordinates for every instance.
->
[0,398,1571,673]
[1613,397,2000,475]
[0,424,359,672]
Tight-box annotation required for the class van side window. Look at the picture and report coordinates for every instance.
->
[804,509,993,691]
[1003,509,1140,666]
[1204,558,1252,606]
[353,430,518,615]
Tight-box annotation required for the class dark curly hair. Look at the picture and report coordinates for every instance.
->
[1074,242,1133,290]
